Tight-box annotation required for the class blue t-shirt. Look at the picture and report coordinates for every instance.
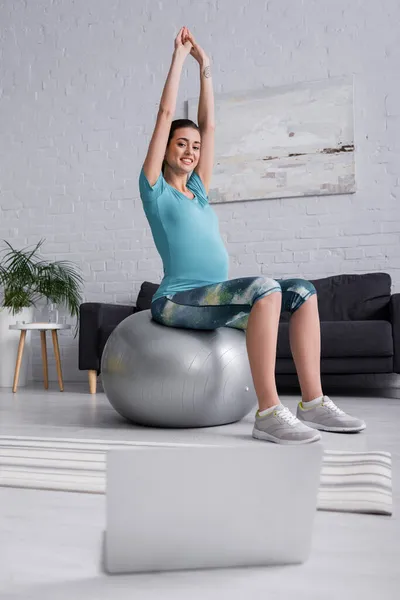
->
[139,167,229,302]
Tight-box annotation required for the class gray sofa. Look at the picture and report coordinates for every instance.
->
[79,272,400,393]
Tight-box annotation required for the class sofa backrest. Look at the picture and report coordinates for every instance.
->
[137,273,392,322]
[309,272,391,321]
[136,281,160,311]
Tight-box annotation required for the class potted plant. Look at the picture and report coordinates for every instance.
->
[0,239,83,388]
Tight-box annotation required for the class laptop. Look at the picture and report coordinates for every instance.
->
[104,442,322,573]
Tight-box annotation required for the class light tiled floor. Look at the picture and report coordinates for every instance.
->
[1,384,399,599]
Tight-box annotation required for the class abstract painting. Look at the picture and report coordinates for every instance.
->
[188,76,355,204]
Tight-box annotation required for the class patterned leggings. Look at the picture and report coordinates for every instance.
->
[151,277,317,330]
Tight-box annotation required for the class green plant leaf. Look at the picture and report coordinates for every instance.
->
[0,239,83,336]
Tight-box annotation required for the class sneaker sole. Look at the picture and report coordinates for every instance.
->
[298,420,366,433]
[252,428,321,445]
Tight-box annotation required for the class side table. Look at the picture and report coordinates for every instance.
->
[9,323,71,393]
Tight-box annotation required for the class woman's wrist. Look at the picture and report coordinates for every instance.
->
[173,48,188,63]
[200,59,211,78]
[200,56,210,68]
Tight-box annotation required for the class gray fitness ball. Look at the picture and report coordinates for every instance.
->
[101,310,257,428]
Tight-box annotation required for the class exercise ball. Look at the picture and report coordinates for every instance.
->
[101,310,257,428]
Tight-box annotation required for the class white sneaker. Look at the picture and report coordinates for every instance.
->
[297,396,366,433]
[252,404,321,445]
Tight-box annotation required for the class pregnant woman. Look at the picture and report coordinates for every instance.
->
[139,26,365,444]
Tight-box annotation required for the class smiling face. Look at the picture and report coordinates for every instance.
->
[164,127,201,174]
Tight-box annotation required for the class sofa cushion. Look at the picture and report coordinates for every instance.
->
[276,320,393,359]
[310,272,391,321]
[136,281,160,311]
[276,356,394,375]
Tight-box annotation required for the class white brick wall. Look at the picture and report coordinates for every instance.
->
[1,0,399,382]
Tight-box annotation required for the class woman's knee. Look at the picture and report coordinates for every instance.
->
[254,276,282,297]
[302,280,317,299]
[286,279,317,314]
[252,277,282,306]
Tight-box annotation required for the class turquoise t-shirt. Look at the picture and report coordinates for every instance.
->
[139,167,229,302]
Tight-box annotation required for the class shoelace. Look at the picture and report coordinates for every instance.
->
[323,397,346,416]
[277,406,300,426]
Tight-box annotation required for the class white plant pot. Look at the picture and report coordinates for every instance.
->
[0,307,34,388]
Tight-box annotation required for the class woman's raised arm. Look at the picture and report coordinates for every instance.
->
[142,27,192,187]
[185,29,215,194]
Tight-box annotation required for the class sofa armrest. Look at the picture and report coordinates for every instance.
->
[390,293,400,373]
[79,302,137,373]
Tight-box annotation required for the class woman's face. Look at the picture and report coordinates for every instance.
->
[164,127,201,174]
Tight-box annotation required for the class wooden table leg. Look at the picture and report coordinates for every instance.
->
[88,370,97,394]
[40,331,49,390]
[12,330,27,393]
[51,330,64,392]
